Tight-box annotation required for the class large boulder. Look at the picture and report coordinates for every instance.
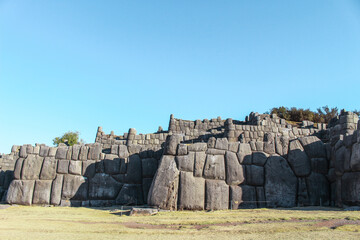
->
[178,171,205,210]
[205,179,229,210]
[124,155,142,184]
[306,172,329,206]
[62,175,88,200]
[142,178,153,204]
[299,136,326,158]
[141,158,158,178]
[176,153,194,172]
[32,180,52,205]
[21,155,44,180]
[104,157,121,175]
[194,152,206,177]
[225,151,244,185]
[13,158,24,179]
[40,157,57,180]
[188,143,207,152]
[237,143,252,164]
[264,155,297,207]
[215,138,228,150]
[51,174,63,205]
[230,185,257,209]
[203,154,225,180]
[82,160,96,178]
[165,135,183,155]
[89,173,123,199]
[350,143,360,171]
[6,180,35,205]
[69,161,82,175]
[245,165,264,186]
[116,184,144,205]
[341,172,360,205]
[310,158,328,175]
[147,155,179,210]
[252,152,268,166]
[287,140,311,177]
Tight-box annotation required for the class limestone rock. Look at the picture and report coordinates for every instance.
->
[178,171,205,210]
[225,151,244,185]
[116,184,144,205]
[306,172,329,206]
[118,145,130,158]
[6,180,35,205]
[350,143,360,171]
[263,133,275,154]
[55,147,68,160]
[310,158,328,175]
[230,185,257,209]
[57,160,69,174]
[69,161,82,175]
[39,146,49,157]
[51,174,63,205]
[142,178,153,204]
[341,172,360,205]
[264,155,297,207]
[297,178,310,206]
[299,136,326,158]
[79,146,89,160]
[21,155,44,180]
[62,175,88,200]
[165,135,183,155]
[40,157,57,180]
[237,143,252,165]
[207,137,216,148]
[32,180,52,205]
[82,160,96,178]
[88,144,101,160]
[205,180,229,210]
[215,138,228,150]
[194,152,206,177]
[287,140,311,177]
[203,154,225,180]
[13,158,24,179]
[245,165,264,186]
[176,153,194,172]
[252,152,268,166]
[177,144,188,155]
[141,158,158,178]
[104,157,121,175]
[188,143,207,152]
[71,145,81,160]
[147,155,179,210]
[125,154,142,184]
[89,173,123,199]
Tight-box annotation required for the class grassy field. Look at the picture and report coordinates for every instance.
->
[1,205,360,240]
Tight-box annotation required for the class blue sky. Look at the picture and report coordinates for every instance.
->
[1,0,360,153]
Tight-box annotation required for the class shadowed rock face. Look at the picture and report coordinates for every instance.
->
[265,155,297,208]
[2,111,360,209]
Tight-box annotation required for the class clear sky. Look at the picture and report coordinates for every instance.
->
[1,0,360,153]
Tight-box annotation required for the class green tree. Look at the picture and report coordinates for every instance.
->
[53,131,82,146]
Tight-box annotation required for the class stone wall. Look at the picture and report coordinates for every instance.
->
[5,143,162,206]
[148,134,331,210]
[2,111,360,209]
[327,111,360,206]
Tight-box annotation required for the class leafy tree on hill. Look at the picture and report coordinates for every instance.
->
[53,131,83,146]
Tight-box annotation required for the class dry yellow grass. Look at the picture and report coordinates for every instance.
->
[1,205,360,240]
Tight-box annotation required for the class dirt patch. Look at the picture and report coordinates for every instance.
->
[314,219,360,229]
[122,219,321,230]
